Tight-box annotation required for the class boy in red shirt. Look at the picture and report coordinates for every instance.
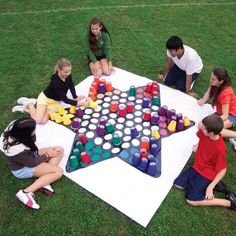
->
[174,114,236,210]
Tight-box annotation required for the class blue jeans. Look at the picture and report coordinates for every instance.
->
[164,64,199,92]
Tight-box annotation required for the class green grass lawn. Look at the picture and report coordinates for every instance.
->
[0,1,236,235]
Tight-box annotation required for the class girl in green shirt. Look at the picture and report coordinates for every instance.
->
[86,17,113,77]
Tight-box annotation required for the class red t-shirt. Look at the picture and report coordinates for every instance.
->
[193,129,226,180]
[216,86,236,116]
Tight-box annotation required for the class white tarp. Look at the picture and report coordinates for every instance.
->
[35,67,214,227]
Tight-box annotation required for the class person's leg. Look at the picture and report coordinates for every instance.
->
[221,128,236,138]
[176,72,199,92]
[164,64,186,89]
[40,112,50,124]
[38,146,64,166]
[174,167,193,190]
[224,114,236,129]
[183,168,211,202]
[186,198,230,207]
[23,162,63,193]
[100,58,111,76]
[26,104,49,124]
[190,73,199,89]
[214,181,236,200]
[183,170,236,209]
[89,61,102,77]
[224,120,233,129]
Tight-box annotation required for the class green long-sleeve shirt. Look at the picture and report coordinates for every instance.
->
[85,31,112,63]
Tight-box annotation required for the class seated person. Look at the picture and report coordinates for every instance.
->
[158,36,203,97]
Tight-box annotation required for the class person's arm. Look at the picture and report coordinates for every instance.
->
[158,57,173,80]
[85,32,97,63]
[185,74,193,95]
[221,103,230,121]
[103,32,112,62]
[54,83,77,106]
[14,151,48,167]
[192,143,198,153]
[186,74,198,97]
[163,57,173,77]
[68,76,77,99]
[205,168,226,200]
[198,87,211,106]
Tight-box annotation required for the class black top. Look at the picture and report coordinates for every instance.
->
[43,72,77,106]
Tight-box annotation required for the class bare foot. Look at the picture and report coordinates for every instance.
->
[158,74,164,80]
[197,98,205,106]
[188,91,198,98]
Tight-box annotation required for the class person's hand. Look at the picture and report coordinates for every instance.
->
[77,100,89,107]
[46,148,62,158]
[93,61,102,76]
[76,95,86,101]
[198,98,205,106]
[192,144,198,153]
[205,187,214,200]
[108,62,114,73]
[158,74,164,80]
[188,91,198,98]
[197,121,203,130]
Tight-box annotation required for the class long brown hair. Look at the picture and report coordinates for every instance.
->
[88,17,111,53]
[209,67,231,106]
[3,118,38,152]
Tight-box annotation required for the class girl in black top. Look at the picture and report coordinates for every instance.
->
[12,58,86,124]
[0,117,64,209]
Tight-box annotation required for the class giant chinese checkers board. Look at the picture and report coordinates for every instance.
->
[49,78,194,178]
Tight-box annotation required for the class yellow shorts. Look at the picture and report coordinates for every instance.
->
[37,92,60,112]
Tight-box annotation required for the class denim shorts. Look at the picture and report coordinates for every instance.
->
[228,114,236,127]
[11,166,35,179]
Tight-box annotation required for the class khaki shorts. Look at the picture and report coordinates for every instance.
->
[37,92,60,112]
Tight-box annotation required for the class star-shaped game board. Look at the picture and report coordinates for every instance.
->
[50,79,194,178]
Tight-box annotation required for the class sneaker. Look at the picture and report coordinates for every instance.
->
[215,181,230,195]
[12,105,26,113]
[42,185,54,196]
[17,97,37,106]
[229,138,236,150]
[16,190,40,209]
[190,80,196,90]
[225,191,236,210]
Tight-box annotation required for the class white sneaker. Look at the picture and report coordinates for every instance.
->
[12,105,26,113]
[42,184,54,196]
[190,80,196,90]
[16,190,40,209]
[229,138,236,150]
[17,97,37,106]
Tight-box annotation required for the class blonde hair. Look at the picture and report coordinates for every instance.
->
[55,58,71,72]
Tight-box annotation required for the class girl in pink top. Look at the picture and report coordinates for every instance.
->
[198,67,236,150]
